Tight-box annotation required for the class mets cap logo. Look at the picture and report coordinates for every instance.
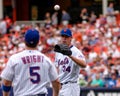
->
[64,29,67,32]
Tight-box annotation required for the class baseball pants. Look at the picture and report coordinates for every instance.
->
[59,82,80,96]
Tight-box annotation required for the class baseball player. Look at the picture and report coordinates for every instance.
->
[1,29,60,96]
[54,28,86,96]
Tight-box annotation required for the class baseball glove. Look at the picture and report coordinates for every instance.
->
[54,44,72,56]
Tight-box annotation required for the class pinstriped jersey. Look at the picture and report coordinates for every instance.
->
[54,45,86,83]
[1,50,58,96]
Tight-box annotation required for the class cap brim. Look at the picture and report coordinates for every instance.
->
[61,33,71,37]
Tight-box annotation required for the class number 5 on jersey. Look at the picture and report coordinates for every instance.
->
[29,66,40,83]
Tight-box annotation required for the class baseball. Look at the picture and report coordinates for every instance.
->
[54,5,60,11]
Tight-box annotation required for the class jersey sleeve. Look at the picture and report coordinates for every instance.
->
[1,56,15,81]
[72,48,86,64]
[54,53,61,68]
[48,62,58,81]
[77,51,86,62]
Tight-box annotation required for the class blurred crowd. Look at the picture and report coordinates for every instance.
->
[0,2,120,88]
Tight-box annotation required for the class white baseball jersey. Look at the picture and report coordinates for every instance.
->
[1,50,58,96]
[55,45,86,83]
[55,45,86,96]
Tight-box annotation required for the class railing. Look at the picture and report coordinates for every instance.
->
[16,20,46,27]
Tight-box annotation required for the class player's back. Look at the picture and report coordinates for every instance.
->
[3,50,52,96]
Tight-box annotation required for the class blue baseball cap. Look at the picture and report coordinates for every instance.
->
[25,29,40,45]
[60,28,72,37]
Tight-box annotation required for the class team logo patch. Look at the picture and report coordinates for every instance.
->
[64,30,67,32]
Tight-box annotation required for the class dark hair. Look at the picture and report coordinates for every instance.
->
[25,41,38,48]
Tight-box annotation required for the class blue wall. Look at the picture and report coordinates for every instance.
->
[0,87,120,96]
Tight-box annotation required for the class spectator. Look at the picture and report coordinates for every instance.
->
[4,15,12,34]
[61,10,71,27]
[106,2,116,26]
[116,78,120,87]
[51,12,58,27]
[97,14,107,28]
[79,8,89,23]
[89,11,97,25]
[44,12,52,26]
[105,73,117,88]
[0,18,7,37]
[90,73,105,87]
[78,74,88,87]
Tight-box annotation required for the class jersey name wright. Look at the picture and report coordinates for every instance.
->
[21,55,44,64]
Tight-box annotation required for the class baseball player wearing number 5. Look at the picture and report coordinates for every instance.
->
[54,28,86,96]
[1,29,60,96]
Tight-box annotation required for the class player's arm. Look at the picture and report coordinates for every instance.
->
[54,53,59,74]
[69,55,86,68]
[48,58,61,96]
[51,78,61,96]
[1,79,12,96]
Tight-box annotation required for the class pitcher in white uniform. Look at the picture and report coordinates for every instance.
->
[54,28,86,96]
[1,29,60,96]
